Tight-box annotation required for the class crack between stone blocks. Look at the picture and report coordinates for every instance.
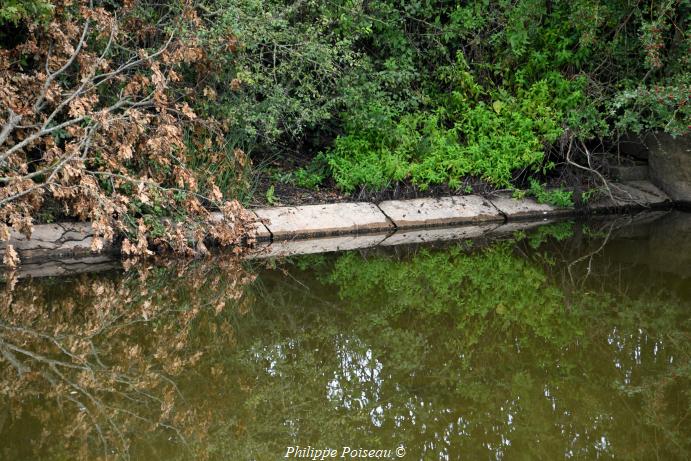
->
[484,196,509,223]
[248,210,274,243]
[259,221,274,242]
[373,201,398,230]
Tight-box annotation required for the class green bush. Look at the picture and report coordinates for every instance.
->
[323,74,570,191]
[193,0,360,155]
[0,0,52,25]
[15,0,685,201]
[292,154,330,189]
[526,180,575,208]
[266,0,688,193]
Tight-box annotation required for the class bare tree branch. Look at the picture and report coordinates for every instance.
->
[33,20,91,113]
[0,109,21,148]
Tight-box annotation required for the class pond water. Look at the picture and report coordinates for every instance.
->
[0,212,689,460]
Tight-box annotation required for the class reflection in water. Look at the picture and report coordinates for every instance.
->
[0,212,690,460]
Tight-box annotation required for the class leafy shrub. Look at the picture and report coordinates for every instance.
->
[299,0,688,193]
[0,0,52,24]
[293,154,330,189]
[193,0,360,155]
[324,76,568,191]
[265,185,277,205]
[527,180,575,208]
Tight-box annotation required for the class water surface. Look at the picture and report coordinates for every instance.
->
[1,212,689,460]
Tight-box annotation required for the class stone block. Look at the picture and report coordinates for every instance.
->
[615,181,671,207]
[586,181,671,212]
[609,165,649,182]
[644,133,691,203]
[0,222,98,260]
[488,193,569,220]
[377,196,502,228]
[253,202,393,240]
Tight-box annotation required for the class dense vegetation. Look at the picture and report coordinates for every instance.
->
[194,0,689,194]
[1,1,689,261]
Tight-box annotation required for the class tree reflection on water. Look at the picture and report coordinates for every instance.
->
[0,220,689,460]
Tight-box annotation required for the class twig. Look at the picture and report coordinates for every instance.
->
[0,108,21,147]
[564,136,614,202]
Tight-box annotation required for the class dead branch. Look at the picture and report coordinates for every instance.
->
[564,136,614,202]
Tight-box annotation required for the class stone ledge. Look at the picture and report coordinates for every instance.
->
[254,202,393,240]
[620,181,671,206]
[3,211,676,275]
[0,180,676,266]
[0,222,106,261]
[378,195,503,228]
[588,181,672,212]
[488,194,569,220]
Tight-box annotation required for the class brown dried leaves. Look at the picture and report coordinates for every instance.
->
[1,3,255,268]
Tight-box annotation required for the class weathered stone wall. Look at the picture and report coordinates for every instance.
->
[0,222,103,260]
[644,133,691,204]
[0,179,675,269]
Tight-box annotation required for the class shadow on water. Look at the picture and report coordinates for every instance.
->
[0,211,689,460]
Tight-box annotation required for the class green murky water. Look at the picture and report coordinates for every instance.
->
[1,212,690,460]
